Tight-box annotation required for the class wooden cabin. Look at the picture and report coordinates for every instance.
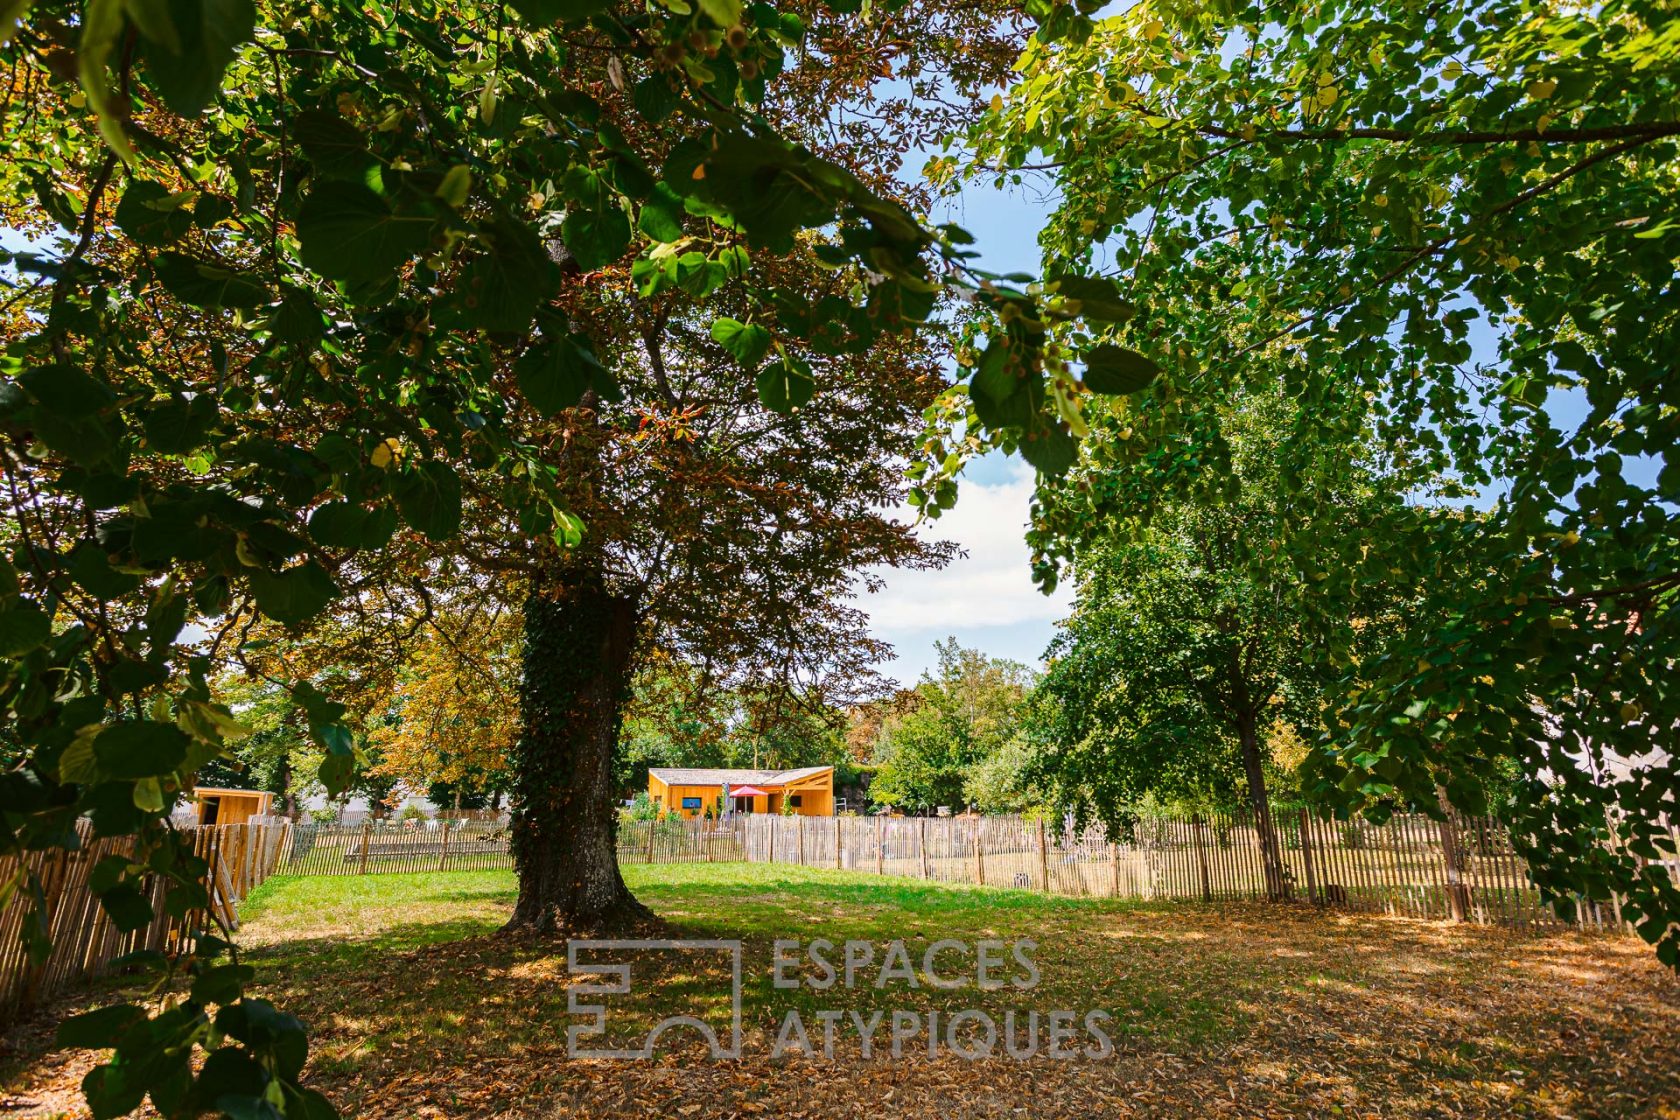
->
[190,787,274,826]
[647,766,834,819]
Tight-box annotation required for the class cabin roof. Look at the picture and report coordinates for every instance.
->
[648,766,832,789]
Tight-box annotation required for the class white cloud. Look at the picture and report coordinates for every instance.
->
[856,459,1073,682]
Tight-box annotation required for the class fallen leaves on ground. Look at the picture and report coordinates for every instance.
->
[3,865,1677,1119]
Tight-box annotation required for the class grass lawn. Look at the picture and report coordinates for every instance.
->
[4,863,1678,1118]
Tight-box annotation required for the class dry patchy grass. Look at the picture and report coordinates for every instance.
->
[4,863,1677,1119]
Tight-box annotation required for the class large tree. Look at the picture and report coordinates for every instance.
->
[1028,390,1411,897]
[953,0,1680,962]
[868,637,1035,812]
[1,0,1133,1111]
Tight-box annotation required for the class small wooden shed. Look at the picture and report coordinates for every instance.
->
[647,766,835,819]
[191,787,273,826]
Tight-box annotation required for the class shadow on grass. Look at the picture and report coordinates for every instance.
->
[8,865,1677,1120]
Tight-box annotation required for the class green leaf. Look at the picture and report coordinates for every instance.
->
[190,1049,269,1112]
[215,1097,284,1120]
[131,776,164,812]
[93,721,190,779]
[1018,421,1077,476]
[633,75,680,124]
[435,164,473,208]
[153,252,271,310]
[0,607,51,657]
[515,334,604,415]
[393,462,462,541]
[291,110,375,178]
[506,0,610,23]
[970,338,1018,405]
[318,751,355,796]
[710,317,772,367]
[114,181,193,246]
[194,192,232,228]
[17,365,116,418]
[77,0,135,161]
[1049,273,1134,323]
[281,1085,343,1120]
[134,0,257,117]
[561,195,632,271]
[1082,343,1160,394]
[56,1004,147,1049]
[637,183,686,243]
[83,1061,148,1120]
[698,0,741,26]
[97,883,154,933]
[143,395,217,454]
[361,504,399,550]
[307,502,372,549]
[457,216,551,334]
[553,508,585,548]
[296,181,435,284]
[190,963,254,1005]
[68,544,143,598]
[247,561,341,625]
[269,286,326,346]
[756,359,814,413]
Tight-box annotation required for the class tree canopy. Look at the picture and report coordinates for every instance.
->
[868,638,1036,813]
[956,0,1679,960]
[0,0,1123,1111]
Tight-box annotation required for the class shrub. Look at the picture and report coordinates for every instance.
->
[621,792,658,822]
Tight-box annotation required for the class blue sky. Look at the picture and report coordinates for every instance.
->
[852,172,1071,687]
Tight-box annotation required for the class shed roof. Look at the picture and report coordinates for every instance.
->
[648,766,833,788]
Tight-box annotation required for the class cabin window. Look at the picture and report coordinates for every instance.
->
[789,795,802,807]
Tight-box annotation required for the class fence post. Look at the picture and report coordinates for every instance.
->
[973,820,985,886]
[1193,815,1212,902]
[1298,809,1319,905]
[768,815,777,864]
[919,817,929,880]
[357,819,373,875]
[646,819,656,864]
[438,817,452,872]
[797,814,805,866]
[1037,817,1050,891]
[1110,837,1122,898]
[835,816,843,870]
[875,815,885,876]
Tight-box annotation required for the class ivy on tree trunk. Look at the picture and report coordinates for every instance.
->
[506,562,651,934]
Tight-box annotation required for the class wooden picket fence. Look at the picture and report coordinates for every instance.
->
[267,816,747,877]
[741,809,1680,932]
[277,819,514,875]
[616,816,749,864]
[0,822,289,1025]
[12,806,1667,1022]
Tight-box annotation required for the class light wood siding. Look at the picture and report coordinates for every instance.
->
[194,790,272,826]
[646,769,835,817]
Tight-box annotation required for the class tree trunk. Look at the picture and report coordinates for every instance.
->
[504,562,652,934]
[1237,710,1291,901]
